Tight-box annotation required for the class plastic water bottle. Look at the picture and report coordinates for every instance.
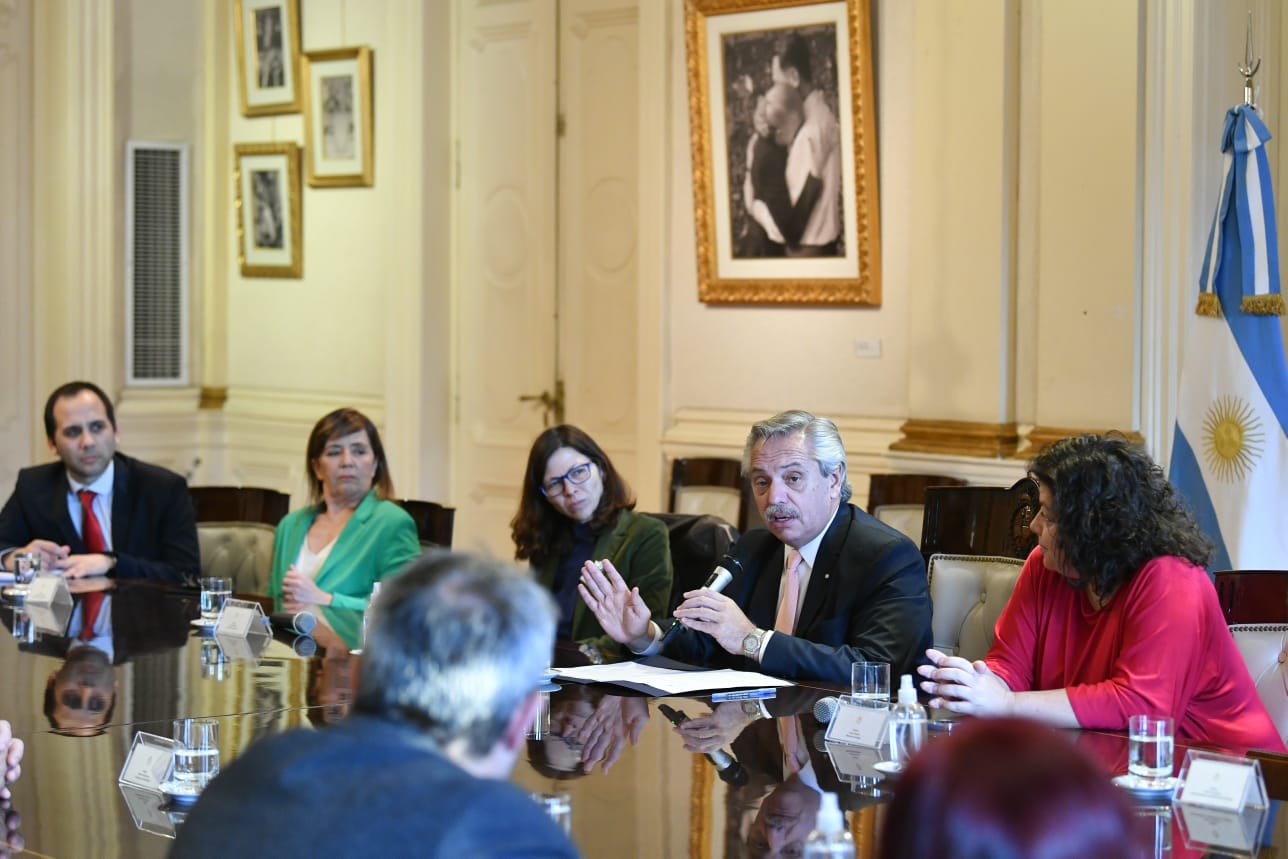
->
[803,791,854,858]
[888,673,928,766]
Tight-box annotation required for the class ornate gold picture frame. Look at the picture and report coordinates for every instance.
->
[302,46,375,187]
[234,142,302,278]
[686,0,880,305]
[234,0,303,117]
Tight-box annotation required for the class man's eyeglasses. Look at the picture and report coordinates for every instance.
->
[541,462,594,497]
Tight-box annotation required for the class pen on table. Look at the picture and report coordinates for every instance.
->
[710,688,778,703]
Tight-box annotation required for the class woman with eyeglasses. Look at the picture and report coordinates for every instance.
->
[512,425,673,662]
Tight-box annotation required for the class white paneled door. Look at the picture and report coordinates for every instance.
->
[454,0,640,556]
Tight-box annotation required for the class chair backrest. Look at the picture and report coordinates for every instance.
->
[927,553,1025,662]
[394,499,456,549]
[197,522,276,595]
[189,486,291,526]
[919,478,1038,567]
[1215,570,1288,624]
[642,512,739,613]
[866,473,966,514]
[1229,624,1288,744]
[867,473,966,545]
[669,457,755,533]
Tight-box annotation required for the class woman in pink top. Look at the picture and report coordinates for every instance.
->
[918,434,1283,752]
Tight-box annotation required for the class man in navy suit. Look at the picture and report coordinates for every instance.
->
[0,381,198,583]
[173,552,579,858]
[579,410,932,683]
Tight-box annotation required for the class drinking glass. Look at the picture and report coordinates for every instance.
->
[10,609,34,643]
[199,577,232,625]
[172,718,221,791]
[11,552,39,596]
[851,661,890,702]
[530,791,572,834]
[1128,714,1175,783]
[527,690,552,739]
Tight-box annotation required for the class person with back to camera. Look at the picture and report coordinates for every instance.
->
[919,433,1285,751]
[171,551,579,857]
[512,425,673,663]
[270,408,420,613]
[879,717,1145,859]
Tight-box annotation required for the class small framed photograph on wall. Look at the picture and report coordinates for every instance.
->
[302,46,375,187]
[234,142,302,278]
[686,0,881,305]
[234,0,302,117]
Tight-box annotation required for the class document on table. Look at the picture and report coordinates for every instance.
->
[554,656,794,696]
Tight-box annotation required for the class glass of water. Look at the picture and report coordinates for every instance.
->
[171,718,221,793]
[851,661,891,703]
[11,552,40,596]
[199,577,232,626]
[1128,714,1175,784]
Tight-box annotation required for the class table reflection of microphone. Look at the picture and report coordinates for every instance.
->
[658,703,749,787]
[658,556,743,648]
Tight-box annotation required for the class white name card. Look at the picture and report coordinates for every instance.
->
[119,732,179,791]
[824,740,883,781]
[213,598,268,640]
[26,573,71,607]
[824,698,891,748]
[119,784,177,838]
[1175,749,1267,812]
[1174,802,1267,854]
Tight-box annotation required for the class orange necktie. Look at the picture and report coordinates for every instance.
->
[78,489,107,553]
[774,549,803,635]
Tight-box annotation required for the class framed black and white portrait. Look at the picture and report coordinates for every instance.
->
[234,142,302,278]
[303,46,374,187]
[234,0,302,117]
[686,0,880,305]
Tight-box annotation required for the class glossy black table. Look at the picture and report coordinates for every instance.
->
[2,580,1285,858]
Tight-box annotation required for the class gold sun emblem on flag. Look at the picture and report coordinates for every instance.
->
[1201,395,1265,482]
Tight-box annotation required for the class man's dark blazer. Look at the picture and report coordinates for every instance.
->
[666,503,932,682]
[0,452,199,584]
[171,714,580,858]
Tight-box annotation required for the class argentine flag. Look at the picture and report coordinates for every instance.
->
[1170,104,1288,571]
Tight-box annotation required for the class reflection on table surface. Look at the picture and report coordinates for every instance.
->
[3,581,1288,857]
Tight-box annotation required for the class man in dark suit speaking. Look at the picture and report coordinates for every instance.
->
[173,552,579,858]
[579,410,932,683]
[0,381,198,583]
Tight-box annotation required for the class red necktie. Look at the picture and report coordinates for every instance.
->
[774,549,803,635]
[78,489,107,553]
[80,592,105,640]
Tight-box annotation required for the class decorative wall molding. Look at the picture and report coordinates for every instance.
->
[664,408,1029,510]
[890,419,1020,459]
[1015,425,1146,459]
[115,386,386,506]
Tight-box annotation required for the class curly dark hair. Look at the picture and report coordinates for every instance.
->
[1029,433,1212,599]
[511,425,634,566]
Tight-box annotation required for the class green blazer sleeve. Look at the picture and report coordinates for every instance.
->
[270,492,421,612]
[574,510,673,662]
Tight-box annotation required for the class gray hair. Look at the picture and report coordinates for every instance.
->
[355,551,557,756]
[741,409,852,504]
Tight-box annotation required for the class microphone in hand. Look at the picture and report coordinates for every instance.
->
[659,556,743,648]
[658,704,749,787]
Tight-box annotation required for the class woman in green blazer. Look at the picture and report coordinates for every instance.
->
[512,425,673,662]
[271,409,420,613]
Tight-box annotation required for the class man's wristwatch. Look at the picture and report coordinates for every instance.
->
[741,627,766,659]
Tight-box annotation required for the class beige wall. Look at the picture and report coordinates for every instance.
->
[7,0,1285,513]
